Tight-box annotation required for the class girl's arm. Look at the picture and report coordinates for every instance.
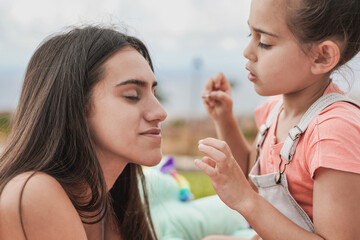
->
[312,167,360,239]
[0,172,88,240]
[202,72,252,175]
[195,138,360,240]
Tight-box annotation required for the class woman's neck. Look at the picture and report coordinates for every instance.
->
[101,160,127,191]
[94,148,127,191]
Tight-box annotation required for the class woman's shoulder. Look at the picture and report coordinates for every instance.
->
[0,172,69,211]
[0,172,87,240]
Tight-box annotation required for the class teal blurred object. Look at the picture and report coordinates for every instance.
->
[144,161,256,240]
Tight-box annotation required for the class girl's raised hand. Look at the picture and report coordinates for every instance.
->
[202,72,233,121]
[194,137,254,211]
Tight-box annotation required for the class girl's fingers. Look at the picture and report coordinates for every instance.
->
[199,138,232,156]
[209,91,232,103]
[214,72,224,89]
[215,72,231,91]
[194,158,216,177]
[198,143,227,163]
[205,77,216,92]
[205,72,230,92]
[202,157,216,168]
[201,90,216,108]
[202,97,215,108]
[202,90,231,109]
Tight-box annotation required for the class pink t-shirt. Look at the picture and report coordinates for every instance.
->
[254,83,360,220]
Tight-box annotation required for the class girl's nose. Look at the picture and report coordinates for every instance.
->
[243,42,257,62]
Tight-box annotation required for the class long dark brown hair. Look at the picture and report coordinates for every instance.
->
[0,25,158,239]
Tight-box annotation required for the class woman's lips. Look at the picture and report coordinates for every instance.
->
[139,128,162,140]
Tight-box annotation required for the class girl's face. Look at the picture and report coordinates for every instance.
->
[244,0,316,96]
[87,47,167,169]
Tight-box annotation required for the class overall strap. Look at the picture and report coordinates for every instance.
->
[256,99,283,150]
[280,93,360,161]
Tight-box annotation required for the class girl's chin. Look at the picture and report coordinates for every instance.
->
[253,85,276,97]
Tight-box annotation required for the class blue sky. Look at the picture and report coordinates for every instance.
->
[0,0,359,118]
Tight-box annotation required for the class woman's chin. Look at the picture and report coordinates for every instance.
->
[141,152,162,167]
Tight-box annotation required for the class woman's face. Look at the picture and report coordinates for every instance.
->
[87,47,167,169]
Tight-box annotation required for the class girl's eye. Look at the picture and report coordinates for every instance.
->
[258,42,272,49]
[248,33,252,38]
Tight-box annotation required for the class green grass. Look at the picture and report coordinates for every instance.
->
[0,113,11,134]
[179,171,216,199]
[0,113,12,143]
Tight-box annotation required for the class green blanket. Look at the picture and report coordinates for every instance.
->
[144,167,256,240]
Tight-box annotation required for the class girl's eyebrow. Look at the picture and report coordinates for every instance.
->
[254,27,279,38]
[247,21,279,38]
[116,79,158,88]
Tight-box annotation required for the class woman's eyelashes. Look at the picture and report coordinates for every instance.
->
[123,89,140,101]
[125,96,140,101]
[122,86,158,102]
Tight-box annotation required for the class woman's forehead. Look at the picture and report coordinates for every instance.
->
[102,48,155,85]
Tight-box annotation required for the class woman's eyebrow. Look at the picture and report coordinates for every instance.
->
[116,79,158,88]
[116,79,146,87]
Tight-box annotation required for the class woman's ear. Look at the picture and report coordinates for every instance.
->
[310,40,340,75]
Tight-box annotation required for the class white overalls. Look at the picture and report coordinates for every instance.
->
[248,93,359,232]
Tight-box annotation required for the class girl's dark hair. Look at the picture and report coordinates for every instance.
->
[286,0,360,68]
[0,25,157,239]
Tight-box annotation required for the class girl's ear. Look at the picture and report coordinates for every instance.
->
[310,40,340,75]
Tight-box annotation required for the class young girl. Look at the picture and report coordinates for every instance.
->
[0,26,167,239]
[196,0,360,239]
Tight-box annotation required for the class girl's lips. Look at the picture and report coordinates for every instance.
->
[248,72,257,82]
[245,67,257,82]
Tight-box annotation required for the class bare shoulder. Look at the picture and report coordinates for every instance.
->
[0,172,87,240]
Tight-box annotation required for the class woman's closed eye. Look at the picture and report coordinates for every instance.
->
[123,89,140,101]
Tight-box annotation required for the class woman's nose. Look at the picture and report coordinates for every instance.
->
[145,96,167,122]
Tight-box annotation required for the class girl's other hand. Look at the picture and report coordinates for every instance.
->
[194,137,254,211]
[202,72,233,121]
